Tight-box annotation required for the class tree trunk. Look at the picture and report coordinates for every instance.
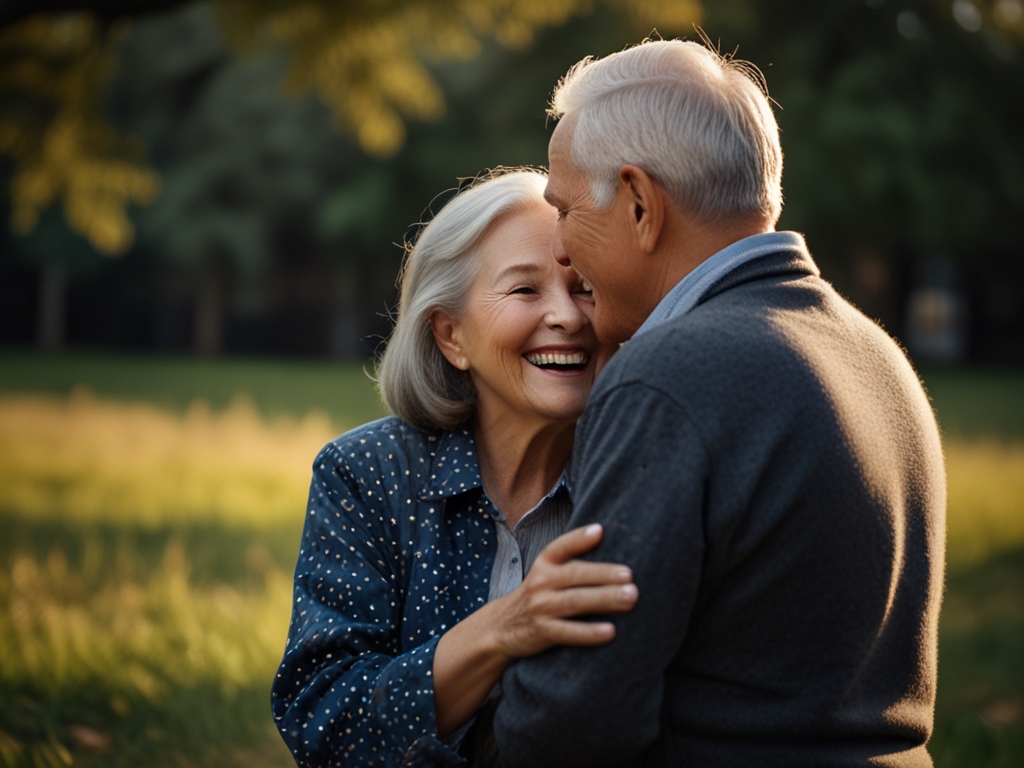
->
[36,260,67,351]
[194,249,226,356]
[329,258,363,358]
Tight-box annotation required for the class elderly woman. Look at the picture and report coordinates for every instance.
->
[271,170,636,767]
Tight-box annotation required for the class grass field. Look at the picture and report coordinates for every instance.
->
[1,351,1022,767]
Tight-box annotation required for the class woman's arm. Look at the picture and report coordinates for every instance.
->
[272,441,461,768]
[433,524,638,738]
[273,438,638,765]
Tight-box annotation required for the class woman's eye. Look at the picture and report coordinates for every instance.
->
[510,286,537,295]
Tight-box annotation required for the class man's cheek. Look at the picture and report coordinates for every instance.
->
[595,343,620,374]
[576,297,597,323]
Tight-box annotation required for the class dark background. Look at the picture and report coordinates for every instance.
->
[1,0,1022,363]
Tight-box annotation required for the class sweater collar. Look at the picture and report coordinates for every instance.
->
[633,231,814,338]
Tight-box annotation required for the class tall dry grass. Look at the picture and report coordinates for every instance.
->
[0,390,329,766]
[945,439,1024,571]
[3,388,1022,561]
[0,388,338,529]
[1,389,1022,766]
[1,540,292,699]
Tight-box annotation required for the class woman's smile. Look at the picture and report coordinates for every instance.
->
[433,201,615,427]
[522,346,591,374]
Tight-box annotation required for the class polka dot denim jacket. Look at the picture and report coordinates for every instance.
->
[272,417,497,767]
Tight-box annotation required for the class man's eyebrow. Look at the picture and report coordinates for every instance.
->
[493,262,543,283]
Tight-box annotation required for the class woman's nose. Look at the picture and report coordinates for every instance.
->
[546,291,585,334]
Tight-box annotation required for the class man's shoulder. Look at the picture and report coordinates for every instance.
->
[597,276,817,393]
[592,268,914,418]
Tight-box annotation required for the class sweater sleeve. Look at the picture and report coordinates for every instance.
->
[493,382,709,768]
[271,441,464,768]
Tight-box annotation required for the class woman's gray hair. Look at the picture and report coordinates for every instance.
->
[375,169,549,433]
[550,39,782,225]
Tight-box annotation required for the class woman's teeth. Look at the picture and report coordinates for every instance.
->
[525,351,589,367]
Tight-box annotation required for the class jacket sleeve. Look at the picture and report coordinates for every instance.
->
[493,383,709,768]
[272,441,464,768]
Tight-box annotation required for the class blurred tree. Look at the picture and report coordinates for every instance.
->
[1,0,702,354]
[214,0,701,157]
[109,5,363,356]
[312,5,696,357]
[0,13,158,348]
[701,0,1024,335]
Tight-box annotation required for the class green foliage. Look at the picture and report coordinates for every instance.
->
[318,167,395,245]
[109,5,359,277]
[214,0,701,157]
[0,13,158,256]
[0,0,703,262]
[702,0,1024,258]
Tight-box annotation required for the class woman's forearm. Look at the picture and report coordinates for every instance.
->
[433,600,513,738]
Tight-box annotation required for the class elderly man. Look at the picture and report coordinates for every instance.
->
[492,39,946,767]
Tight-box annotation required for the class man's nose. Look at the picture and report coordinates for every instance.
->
[552,231,571,267]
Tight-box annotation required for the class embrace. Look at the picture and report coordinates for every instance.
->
[272,39,946,768]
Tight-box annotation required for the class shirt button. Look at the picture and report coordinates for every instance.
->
[511,557,519,564]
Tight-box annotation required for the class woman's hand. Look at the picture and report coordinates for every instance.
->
[433,523,637,737]
[490,523,637,661]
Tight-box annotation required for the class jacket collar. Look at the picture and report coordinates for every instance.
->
[417,425,484,501]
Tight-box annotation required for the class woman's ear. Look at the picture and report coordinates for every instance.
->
[619,165,665,254]
[429,310,470,371]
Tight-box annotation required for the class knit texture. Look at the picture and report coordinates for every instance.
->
[494,248,946,768]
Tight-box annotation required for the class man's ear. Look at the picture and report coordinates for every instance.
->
[429,310,470,371]
[619,165,665,254]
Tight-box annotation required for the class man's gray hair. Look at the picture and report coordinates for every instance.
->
[375,169,549,433]
[550,39,782,224]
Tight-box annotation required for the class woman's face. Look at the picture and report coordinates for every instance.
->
[434,202,615,428]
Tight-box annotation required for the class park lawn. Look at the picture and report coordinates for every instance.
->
[1,350,1022,767]
[0,350,388,429]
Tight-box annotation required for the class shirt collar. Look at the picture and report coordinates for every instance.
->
[416,426,572,504]
[633,231,809,338]
[483,468,571,525]
[418,425,484,500]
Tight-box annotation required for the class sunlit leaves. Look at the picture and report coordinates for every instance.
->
[0,14,158,255]
[0,0,705,253]
[12,110,159,254]
[213,0,703,157]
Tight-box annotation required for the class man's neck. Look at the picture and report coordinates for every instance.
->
[649,213,774,310]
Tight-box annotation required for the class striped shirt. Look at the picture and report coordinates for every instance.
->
[486,475,572,602]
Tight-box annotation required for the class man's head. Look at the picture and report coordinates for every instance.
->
[544,39,783,343]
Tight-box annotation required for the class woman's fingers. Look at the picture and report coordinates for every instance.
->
[541,618,617,647]
[493,527,639,659]
[534,583,639,618]
[539,523,606,564]
[544,559,633,589]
